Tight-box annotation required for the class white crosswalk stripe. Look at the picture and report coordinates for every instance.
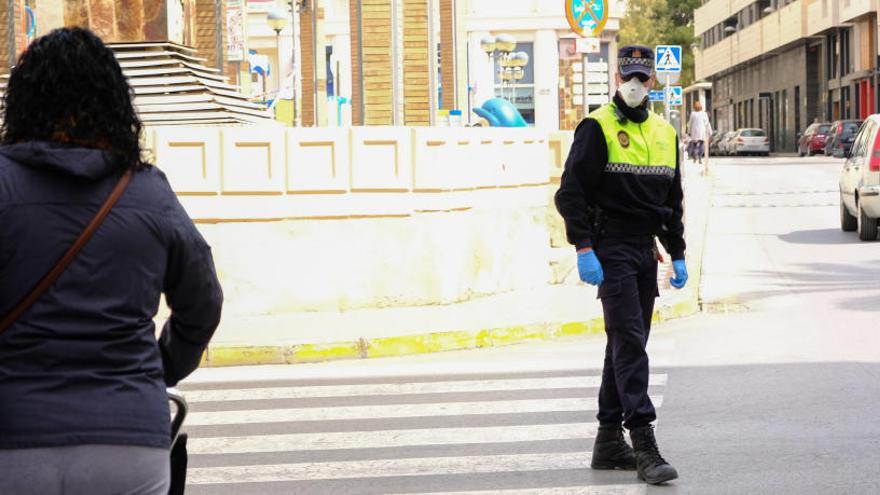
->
[187,396,665,426]
[189,423,600,455]
[184,374,668,403]
[188,452,592,484]
[181,369,669,493]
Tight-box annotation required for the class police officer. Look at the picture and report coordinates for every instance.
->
[555,45,686,485]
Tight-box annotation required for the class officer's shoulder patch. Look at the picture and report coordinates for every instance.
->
[617,130,630,148]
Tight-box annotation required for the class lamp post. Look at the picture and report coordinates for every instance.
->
[480,34,529,102]
[267,9,290,112]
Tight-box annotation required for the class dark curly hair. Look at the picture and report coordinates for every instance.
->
[1,27,147,171]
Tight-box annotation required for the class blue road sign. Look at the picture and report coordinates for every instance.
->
[649,90,665,102]
[655,45,682,73]
[667,86,683,106]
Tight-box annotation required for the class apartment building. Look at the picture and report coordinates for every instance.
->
[694,0,878,152]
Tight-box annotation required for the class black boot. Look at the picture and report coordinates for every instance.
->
[629,424,678,484]
[590,423,636,470]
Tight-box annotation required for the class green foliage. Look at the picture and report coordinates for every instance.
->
[619,0,700,88]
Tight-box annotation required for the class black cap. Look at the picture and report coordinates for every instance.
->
[618,45,654,79]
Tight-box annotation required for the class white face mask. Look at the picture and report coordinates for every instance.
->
[619,78,649,108]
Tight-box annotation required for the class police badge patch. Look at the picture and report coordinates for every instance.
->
[618,131,630,148]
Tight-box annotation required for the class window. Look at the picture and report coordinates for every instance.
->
[843,121,861,137]
[326,46,334,98]
[741,129,767,137]
[852,121,873,159]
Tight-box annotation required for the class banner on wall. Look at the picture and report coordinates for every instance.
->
[227,0,246,61]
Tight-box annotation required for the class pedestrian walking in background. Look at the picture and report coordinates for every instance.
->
[0,28,223,494]
[555,45,685,485]
[687,101,712,165]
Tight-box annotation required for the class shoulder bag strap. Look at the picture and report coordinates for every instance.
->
[0,169,134,335]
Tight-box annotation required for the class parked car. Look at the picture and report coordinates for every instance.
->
[729,128,770,156]
[798,122,831,156]
[839,114,880,240]
[717,131,738,156]
[825,120,863,157]
[708,130,726,156]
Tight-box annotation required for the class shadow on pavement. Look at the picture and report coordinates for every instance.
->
[658,362,880,495]
[778,229,864,246]
[709,262,880,312]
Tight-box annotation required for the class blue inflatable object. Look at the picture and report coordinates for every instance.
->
[473,107,501,127]
[477,98,528,127]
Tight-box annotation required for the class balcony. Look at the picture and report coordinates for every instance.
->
[806,0,838,36]
[779,1,806,46]
[841,0,874,23]
[695,0,732,36]
[696,37,732,80]
[735,21,764,63]
[696,1,807,80]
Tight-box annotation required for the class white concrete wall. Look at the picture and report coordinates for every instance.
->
[147,125,556,341]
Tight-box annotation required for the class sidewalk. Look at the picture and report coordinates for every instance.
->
[202,161,712,367]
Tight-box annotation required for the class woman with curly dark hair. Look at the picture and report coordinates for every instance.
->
[0,28,223,494]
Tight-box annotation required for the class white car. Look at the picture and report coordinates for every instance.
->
[839,116,880,240]
[729,128,770,156]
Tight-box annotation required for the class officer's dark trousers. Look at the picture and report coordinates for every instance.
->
[593,237,658,429]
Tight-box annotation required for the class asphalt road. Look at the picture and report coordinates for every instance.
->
[180,155,880,494]
[657,154,880,495]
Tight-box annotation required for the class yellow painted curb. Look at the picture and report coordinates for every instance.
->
[207,346,288,367]
[293,341,363,363]
[202,291,699,367]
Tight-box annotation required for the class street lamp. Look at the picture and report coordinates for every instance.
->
[480,34,529,100]
[267,9,289,41]
[267,9,290,109]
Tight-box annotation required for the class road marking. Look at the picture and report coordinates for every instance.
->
[188,422,601,455]
[433,486,648,495]
[714,189,837,196]
[183,374,668,403]
[187,451,593,484]
[712,202,836,208]
[186,396,665,425]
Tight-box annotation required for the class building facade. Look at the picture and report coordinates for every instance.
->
[4,0,625,131]
[695,0,879,152]
[464,0,624,130]
[246,0,625,129]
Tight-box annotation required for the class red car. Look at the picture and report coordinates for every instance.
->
[798,122,831,156]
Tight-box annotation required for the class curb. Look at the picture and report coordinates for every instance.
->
[202,291,701,367]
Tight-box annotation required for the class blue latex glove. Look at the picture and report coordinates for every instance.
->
[577,250,604,286]
[670,260,688,289]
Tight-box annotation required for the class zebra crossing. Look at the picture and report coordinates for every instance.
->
[180,365,668,494]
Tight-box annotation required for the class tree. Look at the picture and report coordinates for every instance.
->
[619,0,701,88]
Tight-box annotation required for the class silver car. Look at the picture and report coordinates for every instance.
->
[718,131,738,156]
[729,128,770,156]
[839,116,880,240]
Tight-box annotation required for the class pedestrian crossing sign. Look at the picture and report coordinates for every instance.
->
[655,45,682,73]
[667,86,683,106]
